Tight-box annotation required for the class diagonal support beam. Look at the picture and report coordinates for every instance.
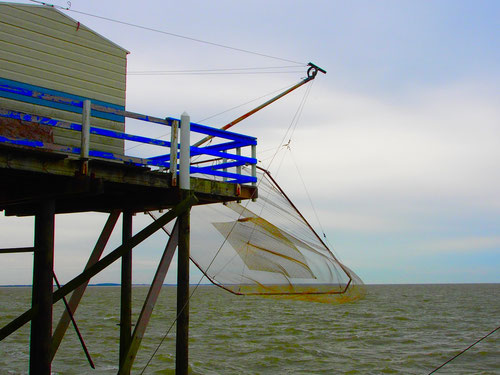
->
[119,219,179,374]
[0,194,197,342]
[51,210,121,360]
[0,247,34,254]
[53,273,95,369]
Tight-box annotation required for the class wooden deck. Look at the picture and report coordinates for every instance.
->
[0,143,257,217]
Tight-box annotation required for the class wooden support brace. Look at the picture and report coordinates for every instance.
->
[0,247,34,254]
[119,219,179,374]
[0,194,197,342]
[51,211,120,359]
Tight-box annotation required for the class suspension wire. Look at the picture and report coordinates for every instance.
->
[128,65,305,75]
[140,81,312,368]
[288,149,328,244]
[270,79,337,256]
[139,201,256,373]
[64,9,306,65]
[428,324,500,374]
[124,82,299,153]
[197,82,300,123]
[128,71,304,76]
[236,79,314,285]
[286,79,314,144]
[270,79,313,179]
[141,79,315,372]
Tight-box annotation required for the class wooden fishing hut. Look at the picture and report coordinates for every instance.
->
[0,3,257,374]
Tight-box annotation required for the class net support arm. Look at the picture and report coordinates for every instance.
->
[193,63,326,147]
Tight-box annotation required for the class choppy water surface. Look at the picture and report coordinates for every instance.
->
[0,284,499,374]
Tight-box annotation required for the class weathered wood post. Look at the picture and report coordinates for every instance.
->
[119,211,133,374]
[170,119,179,186]
[80,99,91,175]
[176,112,191,375]
[251,144,257,201]
[30,199,55,375]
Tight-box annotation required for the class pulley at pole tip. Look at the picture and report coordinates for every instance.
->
[307,62,327,79]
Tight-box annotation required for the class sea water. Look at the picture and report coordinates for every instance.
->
[0,284,499,374]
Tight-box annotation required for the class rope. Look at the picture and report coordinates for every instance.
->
[64,9,306,65]
[128,70,304,76]
[31,0,307,66]
[139,200,256,373]
[124,82,300,153]
[288,149,328,243]
[428,324,500,374]
[235,79,314,286]
[128,65,304,74]
[139,82,315,364]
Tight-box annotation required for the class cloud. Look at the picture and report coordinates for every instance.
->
[303,208,408,234]
[416,236,500,254]
[268,80,500,214]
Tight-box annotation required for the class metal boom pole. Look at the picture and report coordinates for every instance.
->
[193,63,326,147]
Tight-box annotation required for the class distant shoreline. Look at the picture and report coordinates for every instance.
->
[1,282,498,287]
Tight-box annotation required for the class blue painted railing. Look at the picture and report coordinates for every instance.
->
[0,78,257,184]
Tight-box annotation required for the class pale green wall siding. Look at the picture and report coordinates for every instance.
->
[0,3,128,154]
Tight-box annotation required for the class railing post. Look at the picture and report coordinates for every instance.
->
[80,100,91,175]
[251,144,257,185]
[251,144,257,201]
[236,147,242,177]
[236,147,242,203]
[179,113,190,190]
[170,120,179,186]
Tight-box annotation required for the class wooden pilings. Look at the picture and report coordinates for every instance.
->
[30,200,55,375]
[176,112,191,375]
[119,220,179,374]
[120,211,133,374]
[1,193,199,373]
[176,191,191,375]
[0,196,197,342]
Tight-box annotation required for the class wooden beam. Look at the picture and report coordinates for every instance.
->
[0,247,34,254]
[0,194,197,341]
[176,191,191,375]
[119,219,179,374]
[30,200,55,375]
[119,211,133,375]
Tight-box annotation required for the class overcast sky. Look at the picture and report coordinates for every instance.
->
[1,0,499,285]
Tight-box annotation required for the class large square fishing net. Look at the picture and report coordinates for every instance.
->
[189,169,365,303]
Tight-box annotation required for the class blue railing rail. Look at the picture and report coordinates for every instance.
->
[0,79,257,184]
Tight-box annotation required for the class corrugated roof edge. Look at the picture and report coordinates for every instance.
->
[0,2,130,54]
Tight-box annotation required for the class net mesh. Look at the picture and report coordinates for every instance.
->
[189,170,365,304]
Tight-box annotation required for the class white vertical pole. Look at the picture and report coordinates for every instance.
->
[251,144,257,186]
[81,100,91,175]
[170,120,179,186]
[179,112,190,190]
[177,112,191,374]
